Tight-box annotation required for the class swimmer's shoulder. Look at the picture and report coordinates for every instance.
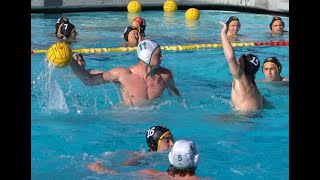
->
[109,67,132,75]
[158,66,173,75]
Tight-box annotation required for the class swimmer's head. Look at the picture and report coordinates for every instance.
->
[62,17,70,24]
[73,53,85,67]
[137,39,160,65]
[56,18,63,24]
[55,18,65,34]
[226,16,241,30]
[269,17,285,30]
[262,57,282,73]
[132,17,146,34]
[73,53,83,60]
[168,139,199,169]
[146,126,173,152]
[239,53,260,76]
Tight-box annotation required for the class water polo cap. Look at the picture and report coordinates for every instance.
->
[269,17,285,30]
[240,53,260,76]
[56,18,63,24]
[137,39,159,65]
[72,53,83,59]
[146,126,171,151]
[62,17,70,24]
[226,16,240,29]
[133,17,146,34]
[262,57,282,73]
[168,139,199,169]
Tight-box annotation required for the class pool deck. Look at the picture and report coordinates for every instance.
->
[31,0,288,16]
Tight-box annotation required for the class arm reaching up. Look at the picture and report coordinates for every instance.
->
[219,21,242,79]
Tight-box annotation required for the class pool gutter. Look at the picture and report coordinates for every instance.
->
[31,0,289,16]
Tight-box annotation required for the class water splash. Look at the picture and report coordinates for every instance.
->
[32,63,69,113]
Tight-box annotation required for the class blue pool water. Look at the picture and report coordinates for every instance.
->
[31,10,289,180]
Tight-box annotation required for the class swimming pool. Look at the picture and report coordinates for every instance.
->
[31,10,289,179]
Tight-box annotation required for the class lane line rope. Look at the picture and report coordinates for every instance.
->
[31,41,289,54]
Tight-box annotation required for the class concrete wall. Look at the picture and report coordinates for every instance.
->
[31,0,288,14]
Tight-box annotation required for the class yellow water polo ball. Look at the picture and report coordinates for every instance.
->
[127,0,142,13]
[185,8,200,20]
[46,42,73,68]
[163,0,178,12]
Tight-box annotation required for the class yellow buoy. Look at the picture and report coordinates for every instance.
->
[163,0,178,12]
[185,8,200,20]
[127,0,142,13]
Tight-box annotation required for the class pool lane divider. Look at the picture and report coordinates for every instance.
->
[31,41,289,54]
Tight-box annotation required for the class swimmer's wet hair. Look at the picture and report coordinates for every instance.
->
[167,164,196,177]
[269,17,285,30]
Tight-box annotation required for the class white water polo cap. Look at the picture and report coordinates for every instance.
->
[137,39,160,65]
[168,139,199,169]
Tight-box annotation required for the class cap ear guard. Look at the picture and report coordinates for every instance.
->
[168,151,173,164]
[194,154,199,166]
[149,141,157,151]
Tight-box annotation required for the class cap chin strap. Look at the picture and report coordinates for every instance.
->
[150,67,158,78]
[156,131,170,151]
[138,58,158,78]
[194,154,199,166]
[168,151,173,164]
